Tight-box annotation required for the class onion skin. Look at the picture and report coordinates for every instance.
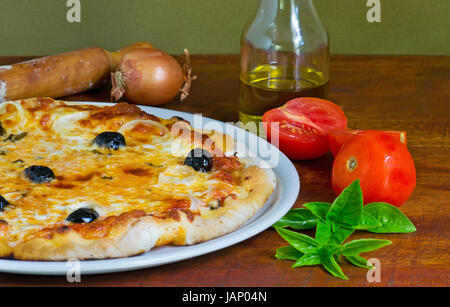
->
[112,48,185,106]
[107,42,153,71]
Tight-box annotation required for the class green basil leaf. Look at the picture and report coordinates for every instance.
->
[275,246,304,261]
[320,255,349,280]
[275,227,321,254]
[345,255,373,269]
[325,244,343,256]
[292,253,322,268]
[326,179,363,228]
[334,250,343,264]
[342,239,392,256]
[331,220,341,233]
[364,202,416,233]
[315,220,332,243]
[315,220,354,246]
[317,244,341,263]
[302,202,331,221]
[273,208,318,230]
[355,211,382,230]
[330,227,354,245]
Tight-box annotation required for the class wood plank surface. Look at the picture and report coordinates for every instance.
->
[0,54,448,286]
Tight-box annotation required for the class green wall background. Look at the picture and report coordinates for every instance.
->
[0,0,449,56]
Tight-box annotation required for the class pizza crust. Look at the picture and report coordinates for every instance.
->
[11,165,275,260]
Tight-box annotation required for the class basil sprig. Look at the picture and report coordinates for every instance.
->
[274,179,415,280]
[274,189,416,233]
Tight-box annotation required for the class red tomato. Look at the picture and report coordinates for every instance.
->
[329,129,407,157]
[332,130,416,207]
[262,98,347,160]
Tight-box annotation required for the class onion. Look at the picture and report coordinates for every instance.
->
[111,48,195,106]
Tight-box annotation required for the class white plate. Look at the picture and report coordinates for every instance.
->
[0,102,300,275]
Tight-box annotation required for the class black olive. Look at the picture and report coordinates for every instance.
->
[66,208,99,224]
[24,165,55,183]
[92,132,126,150]
[0,195,9,211]
[184,148,213,172]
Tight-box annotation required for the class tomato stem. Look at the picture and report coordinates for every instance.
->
[346,156,358,172]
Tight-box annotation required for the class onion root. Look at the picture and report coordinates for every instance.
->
[180,49,197,102]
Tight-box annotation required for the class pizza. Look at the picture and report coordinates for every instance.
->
[0,97,276,260]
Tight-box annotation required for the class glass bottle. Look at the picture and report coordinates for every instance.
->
[239,0,329,125]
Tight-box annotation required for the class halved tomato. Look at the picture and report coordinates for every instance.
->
[262,98,347,160]
[329,129,407,157]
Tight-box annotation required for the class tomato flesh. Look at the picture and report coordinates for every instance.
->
[263,98,347,160]
[332,130,416,207]
[329,129,407,157]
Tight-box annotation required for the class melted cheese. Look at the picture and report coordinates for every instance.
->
[0,100,245,244]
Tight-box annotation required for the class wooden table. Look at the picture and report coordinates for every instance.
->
[0,55,448,287]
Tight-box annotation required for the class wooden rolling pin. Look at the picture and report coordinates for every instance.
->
[0,42,153,102]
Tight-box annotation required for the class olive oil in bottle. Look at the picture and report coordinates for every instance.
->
[239,0,329,125]
[239,64,329,125]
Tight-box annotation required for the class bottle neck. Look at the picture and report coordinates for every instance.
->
[251,0,322,51]
[255,0,320,29]
[258,0,315,12]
